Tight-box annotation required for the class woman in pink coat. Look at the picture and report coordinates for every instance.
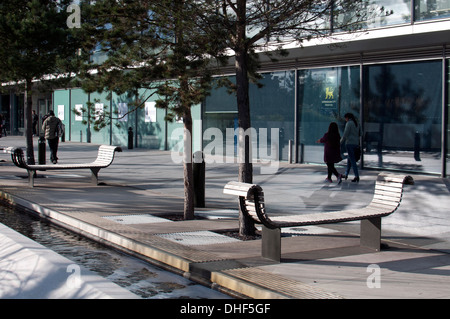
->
[317,122,343,183]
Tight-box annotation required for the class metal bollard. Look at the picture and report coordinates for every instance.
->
[414,131,421,161]
[61,124,65,142]
[128,127,134,149]
[300,143,305,163]
[38,135,46,164]
[193,151,205,208]
[288,139,293,164]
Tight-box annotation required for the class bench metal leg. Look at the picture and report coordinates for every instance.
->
[90,168,100,185]
[360,217,382,251]
[27,170,35,188]
[262,225,281,262]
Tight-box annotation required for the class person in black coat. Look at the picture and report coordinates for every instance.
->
[317,122,343,183]
[42,110,62,164]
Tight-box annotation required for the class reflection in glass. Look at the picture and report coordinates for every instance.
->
[203,71,295,161]
[447,59,450,176]
[415,0,450,21]
[363,60,442,174]
[334,0,411,30]
[297,66,360,164]
[203,78,238,158]
[250,71,295,161]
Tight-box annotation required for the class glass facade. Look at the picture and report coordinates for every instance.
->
[202,59,448,176]
[50,59,449,176]
[203,78,238,159]
[53,88,189,151]
[375,0,413,26]
[297,66,360,164]
[332,0,450,30]
[335,0,412,30]
[415,0,450,21]
[203,71,295,161]
[251,71,295,162]
[447,59,450,174]
[363,60,443,174]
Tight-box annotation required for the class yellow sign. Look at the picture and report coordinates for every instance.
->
[325,87,334,100]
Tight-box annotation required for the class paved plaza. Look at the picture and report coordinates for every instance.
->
[0,136,449,299]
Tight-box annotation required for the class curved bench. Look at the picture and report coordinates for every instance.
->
[224,173,414,262]
[11,145,122,187]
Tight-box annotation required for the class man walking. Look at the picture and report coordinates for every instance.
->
[42,110,62,164]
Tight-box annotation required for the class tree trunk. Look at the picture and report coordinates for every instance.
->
[235,0,256,236]
[24,79,35,165]
[174,0,195,221]
[183,106,195,220]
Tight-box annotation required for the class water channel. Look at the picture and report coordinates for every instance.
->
[0,205,231,299]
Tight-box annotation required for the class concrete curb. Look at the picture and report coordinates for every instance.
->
[0,190,280,299]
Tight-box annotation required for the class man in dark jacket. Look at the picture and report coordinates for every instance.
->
[42,110,62,164]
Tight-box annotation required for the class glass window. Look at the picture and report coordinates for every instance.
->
[204,78,237,113]
[447,59,450,177]
[363,60,442,174]
[415,0,450,21]
[334,0,412,30]
[203,77,238,158]
[203,71,295,161]
[297,66,361,164]
[250,71,296,162]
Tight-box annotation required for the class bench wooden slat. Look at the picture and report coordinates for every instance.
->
[223,184,254,197]
[268,205,391,226]
[375,184,403,193]
[374,192,402,200]
[374,188,403,196]
[373,193,402,202]
[371,200,401,208]
[377,182,403,189]
[377,178,404,184]
[27,163,112,170]
[370,199,401,208]
[377,174,407,182]
[367,203,400,212]
[374,190,402,198]
[376,180,404,186]
[224,181,254,190]
[223,188,249,197]
[245,195,265,204]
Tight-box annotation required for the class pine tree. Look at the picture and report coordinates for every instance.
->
[0,0,83,164]
[77,0,228,220]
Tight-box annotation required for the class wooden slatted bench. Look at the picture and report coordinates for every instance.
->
[10,145,122,187]
[224,173,414,262]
